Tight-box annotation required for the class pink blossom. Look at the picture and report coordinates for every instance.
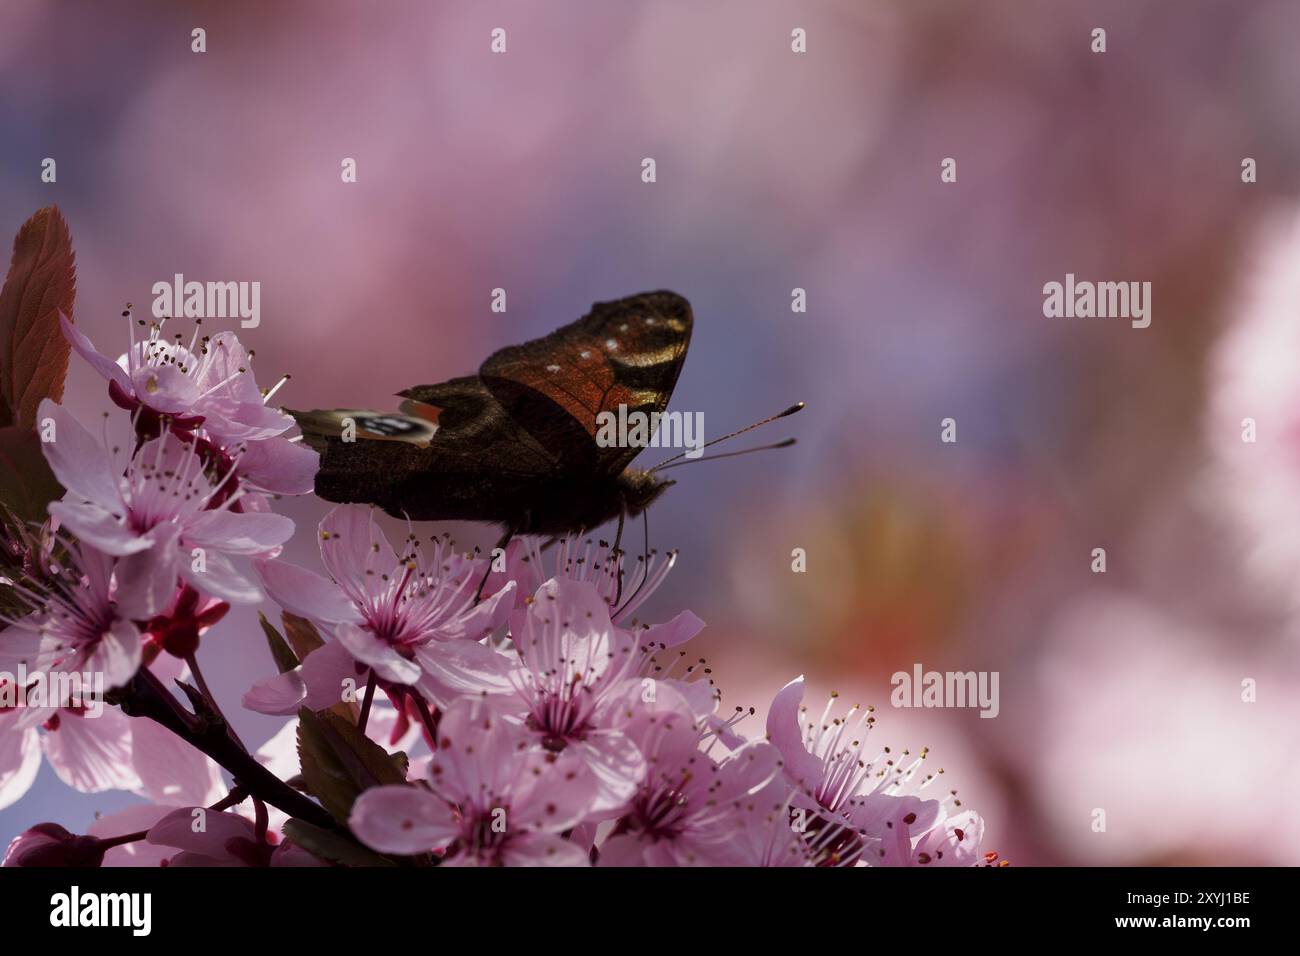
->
[0,541,142,692]
[349,698,594,866]
[146,807,325,867]
[2,822,105,867]
[39,398,293,608]
[245,505,513,710]
[414,577,648,812]
[62,313,292,442]
[595,682,780,866]
[767,676,985,866]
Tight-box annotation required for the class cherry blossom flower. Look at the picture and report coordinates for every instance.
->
[245,505,513,711]
[413,577,647,812]
[767,676,985,866]
[349,698,594,866]
[2,822,106,867]
[39,398,293,608]
[596,682,780,866]
[145,807,325,867]
[0,541,142,694]
[61,313,292,442]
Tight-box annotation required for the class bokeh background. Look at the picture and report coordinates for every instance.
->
[4,0,1300,865]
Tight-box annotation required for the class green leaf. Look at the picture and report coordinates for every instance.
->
[296,708,409,824]
[281,819,397,867]
[259,612,300,674]
[0,425,61,524]
[0,206,76,429]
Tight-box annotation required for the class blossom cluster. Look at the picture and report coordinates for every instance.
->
[1,313,991,867]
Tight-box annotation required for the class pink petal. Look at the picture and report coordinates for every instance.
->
[271,841,330,866]
[81,619,143,691]
[48,500,149,556]
[41,707,142,793]
[184,509,294,554]
[765,677,828,794]
[500,832,590,867]
[256,558,360,624]
[349,784,456,855]
[113,525,182,618]
[413,637,517,709]
[637,609,705,651]
[147,806,255,861]
[130,716,224,806]
[179,549,262,604]
[595,833,648,867]
[913,810,985,866]
[37,398,123,509]
[193,333,263,405]
[203,401,293,443]
[245,640,368,716]
[242,669,307,716]
[130,362,199,415]
[334,621,421,686]
[317,505,397,593]
[0,716,41,811]
[236,437,318,495]
[60,314,132,392]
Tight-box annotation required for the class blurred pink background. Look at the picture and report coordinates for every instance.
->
[4,0,1300,864]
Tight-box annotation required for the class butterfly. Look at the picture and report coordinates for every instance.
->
[289,290,800,546]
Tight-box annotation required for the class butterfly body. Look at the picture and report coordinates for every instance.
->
[290,291,692,535]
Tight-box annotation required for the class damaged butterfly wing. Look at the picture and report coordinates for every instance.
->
[289,376,555,521]
[477,289,693,477]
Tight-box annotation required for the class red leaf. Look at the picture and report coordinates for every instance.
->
[0,425,62,525]
[0,206,76,429]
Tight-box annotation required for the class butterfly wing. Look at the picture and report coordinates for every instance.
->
[477,290,693,477]
[290,376,557,521]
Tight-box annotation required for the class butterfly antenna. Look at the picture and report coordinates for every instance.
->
[653,437,797,471]
[648,402,805,472]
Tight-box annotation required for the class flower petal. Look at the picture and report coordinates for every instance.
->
[236,437,318,495]
[48,500,149,556]
[256,559,360,624]
[0,716,40,811]
[317,505,397,596]
[81,618,143,691]
[334,621,421,686]
[765,677,827,795]
[60,314,132,392]
[179,550,262,604]
[413,637,517,709]
[41,706,142,793]
[184,509,294,554]
[129,716,224,806]
[37,398,123,509]
[349,784,456,855]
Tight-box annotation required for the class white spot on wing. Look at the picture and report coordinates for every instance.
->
[546,364,560,372]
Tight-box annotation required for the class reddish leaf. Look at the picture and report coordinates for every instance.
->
[0,206,76,429]
[0,425,62,525]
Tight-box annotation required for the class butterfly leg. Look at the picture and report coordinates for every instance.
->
[614,508,652,620]
[611,509,627,606]
[474,524,518,604]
